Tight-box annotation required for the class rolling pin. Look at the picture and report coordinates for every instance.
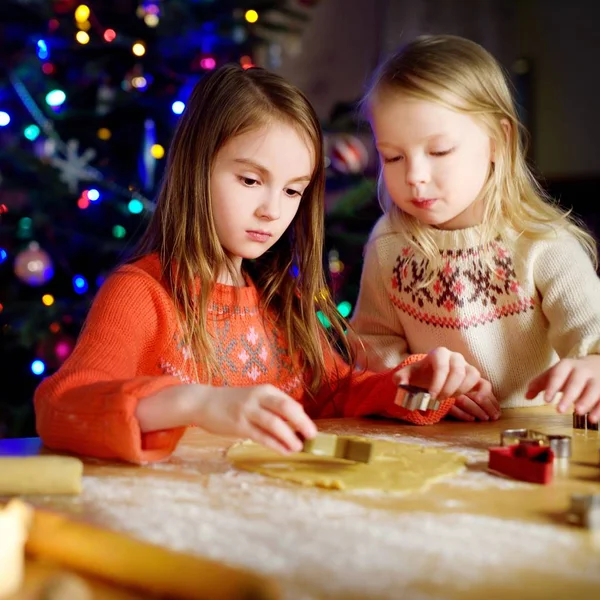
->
[0,456,83,495]
[0,500,32,598]
[26,507,280,600]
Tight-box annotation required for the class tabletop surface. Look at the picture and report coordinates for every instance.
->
[2,405,600,599]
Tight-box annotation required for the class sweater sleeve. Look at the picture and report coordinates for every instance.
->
[533,233,600,358]
[34,265,186,464]
[349,216,409,371]
[305,349,453,425]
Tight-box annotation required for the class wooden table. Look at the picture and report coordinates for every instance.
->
[2,405,600,599]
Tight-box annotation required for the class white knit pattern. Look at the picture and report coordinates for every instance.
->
[350,215,600,408]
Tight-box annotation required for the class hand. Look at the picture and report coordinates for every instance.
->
[447,378,501,422]
[194,384,318,454]
[394,347,482,401]
[526,355,600,423]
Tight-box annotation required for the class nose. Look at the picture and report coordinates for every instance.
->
[405,156,430,188]
[255,190,281,221]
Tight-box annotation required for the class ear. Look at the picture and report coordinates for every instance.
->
[491,118,511,163]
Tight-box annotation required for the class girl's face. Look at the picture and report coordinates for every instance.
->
[371,94,493,230]
[211,122,313,276]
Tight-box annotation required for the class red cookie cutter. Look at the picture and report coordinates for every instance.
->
[488,444,554,484]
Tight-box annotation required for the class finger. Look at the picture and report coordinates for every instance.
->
[474,379,500,412]
[393,364,411,387]
[573,381,600,415]
[455,395,489,421]
[469,393,501,420]
[455,364,481,397]
[262,392,317,441]
[448,404,475,422]
[394,359,425,387]
[541,362,573,404]
[437,352,468,399]
[246,423,295,455]
[248,408,303,453]
[427,347,453,398]
[557,372,590,413]
[525,372,549,400]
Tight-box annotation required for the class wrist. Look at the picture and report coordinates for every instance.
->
[177,383,212,426]
[137,383,207,432]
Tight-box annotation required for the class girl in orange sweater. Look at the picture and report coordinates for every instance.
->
[34,65,485,464]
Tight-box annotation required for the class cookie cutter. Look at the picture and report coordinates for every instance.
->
[573,412,599,431]
[500,428,572,459]
[301,433,374,463]
[566,494,600,529]
[488,444,554,484]
[395,384,441,412]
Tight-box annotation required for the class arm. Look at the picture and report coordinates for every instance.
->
[305,350,454,425]
[349,219,409,371]
[533,233,600,357]
[524,233,600,418]
[34,266,186,464]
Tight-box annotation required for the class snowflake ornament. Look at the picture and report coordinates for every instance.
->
[49,139,102,193]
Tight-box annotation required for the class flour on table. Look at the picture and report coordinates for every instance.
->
[78,435,600,600]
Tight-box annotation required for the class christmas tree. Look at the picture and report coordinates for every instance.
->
[0,0,321,437]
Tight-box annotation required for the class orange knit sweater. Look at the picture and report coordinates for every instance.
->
[34,255,453,464]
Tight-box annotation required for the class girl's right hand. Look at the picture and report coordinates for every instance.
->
[192,384,318,455]
[394,347,483,403]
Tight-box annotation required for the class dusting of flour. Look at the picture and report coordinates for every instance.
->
[76,434,600,600]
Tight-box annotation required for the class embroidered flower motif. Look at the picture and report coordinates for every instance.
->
[247,365,261,381]
[246,327,259,345]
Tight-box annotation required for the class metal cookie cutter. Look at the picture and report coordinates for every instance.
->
[500,429,572,459]
[567,494,600,529]
[302,433,374,464]
[395,384,441,412]
[573,412,599,431]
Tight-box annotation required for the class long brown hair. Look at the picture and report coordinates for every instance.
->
[362,35,596,269]
[134,64,352,394]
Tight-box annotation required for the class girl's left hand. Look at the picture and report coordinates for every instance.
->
[447,378,500,422]
[526,355,600,423]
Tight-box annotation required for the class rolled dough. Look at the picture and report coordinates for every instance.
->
[227,436,466,492]
[0,456,83,495]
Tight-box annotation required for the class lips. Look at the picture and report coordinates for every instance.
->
[246,230,272,242]
[411,198,437,208]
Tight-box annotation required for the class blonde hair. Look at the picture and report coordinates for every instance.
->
[134,64,353,395]
[362,34,596,268]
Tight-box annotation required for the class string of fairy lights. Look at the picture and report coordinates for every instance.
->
[0,2,352,378]
[0,2,265,376]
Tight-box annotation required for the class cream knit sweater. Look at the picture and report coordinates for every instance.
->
[350,214,600,408]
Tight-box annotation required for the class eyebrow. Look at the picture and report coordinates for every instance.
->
[233,158,311,183]
[376,133,452,149]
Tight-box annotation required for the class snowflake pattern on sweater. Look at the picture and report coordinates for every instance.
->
[162,310,302,395]
[389,238,535,329]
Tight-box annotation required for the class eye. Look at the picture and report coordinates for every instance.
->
[430,148,454,157]
[239,176,260,187]
[383,155,403,164]
[285,188,303,198]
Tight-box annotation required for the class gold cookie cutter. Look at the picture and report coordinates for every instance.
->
[500,428,572,459]
[301,433,374,464]
[572,412,599,431]
[395,384,441,412]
